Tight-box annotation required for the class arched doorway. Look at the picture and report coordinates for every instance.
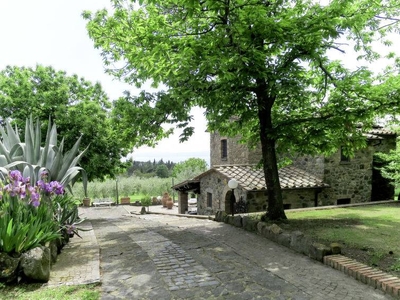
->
[224,190,234,215]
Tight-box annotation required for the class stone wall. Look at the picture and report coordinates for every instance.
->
[246,189,318,212]
[197,170,319,215]
[323,146,374,204]
[292,154,325,179]
[209,132,262,167]
[198,171,247,215]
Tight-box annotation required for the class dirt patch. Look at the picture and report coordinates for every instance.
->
[341,245,400,278]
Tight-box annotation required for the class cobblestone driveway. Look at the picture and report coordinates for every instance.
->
[84,207,392,300]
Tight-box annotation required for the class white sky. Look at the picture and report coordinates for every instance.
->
[0,0,210,164]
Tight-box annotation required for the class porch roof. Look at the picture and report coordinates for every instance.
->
[194,165,329,191]
[171,179,200,193]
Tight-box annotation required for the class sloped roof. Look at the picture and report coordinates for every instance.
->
[369,127,396,136]
[364,133,383,140]
[194,165,329,191]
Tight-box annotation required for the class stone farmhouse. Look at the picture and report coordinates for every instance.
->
[173,127,396,215]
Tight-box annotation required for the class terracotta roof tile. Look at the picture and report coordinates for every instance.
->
[196,165,329,191]
[368,128,396,136]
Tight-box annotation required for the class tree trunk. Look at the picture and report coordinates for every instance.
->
[258,98,287,220]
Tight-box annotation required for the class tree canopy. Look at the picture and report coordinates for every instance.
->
[84,0,400,220]
[156,164,170,178]
[172,158,208,182]
[0,65,129,181]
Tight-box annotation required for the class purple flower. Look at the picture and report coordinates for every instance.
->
[40,171,49,180]
[50,181,64,195]
[29,189,40,207]
[30,198,40,207]
[9,170,23,182]
[65,224,76,235]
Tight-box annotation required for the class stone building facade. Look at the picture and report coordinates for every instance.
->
[174,128,396,215]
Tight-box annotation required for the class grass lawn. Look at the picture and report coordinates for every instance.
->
[0,283,100,300]
[273,203,400,277]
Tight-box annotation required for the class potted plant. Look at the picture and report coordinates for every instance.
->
[82,197,91,207]
[140,195,152,212]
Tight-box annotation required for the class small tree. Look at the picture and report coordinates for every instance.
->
[156,164,169,178]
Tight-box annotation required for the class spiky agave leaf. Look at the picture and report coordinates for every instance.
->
[0,116,88,194]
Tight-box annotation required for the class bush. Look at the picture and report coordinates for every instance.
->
[140,195,152,207]
[0,170,85,256]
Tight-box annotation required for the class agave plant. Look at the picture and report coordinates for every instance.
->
[0,116,88,195]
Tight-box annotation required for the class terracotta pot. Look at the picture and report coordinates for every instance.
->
[162,192,169,207]
[120,197,131,205]
[166,197,174,209]
[83,198,91,207]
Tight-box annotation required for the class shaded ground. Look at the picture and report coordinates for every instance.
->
[275,204,400,278]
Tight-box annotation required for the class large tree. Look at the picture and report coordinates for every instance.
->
[84,0,400,220]
[0,65,129,181]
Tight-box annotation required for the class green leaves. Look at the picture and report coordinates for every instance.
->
[84,0,400,219]
[0,197,60,255]
[0,65,125,181]
[0,116,88,195]
[171,158,208,182]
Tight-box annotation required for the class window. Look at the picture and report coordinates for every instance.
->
[283,204,292,210]
[340,147,350,162]
[221,139,227,160]
[207,192,212,207]
[337,198,351,205]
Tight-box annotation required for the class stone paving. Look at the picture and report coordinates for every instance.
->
[48,205,395,299]
[47,221,100,287]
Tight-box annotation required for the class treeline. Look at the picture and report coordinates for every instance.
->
[126,159,176,178]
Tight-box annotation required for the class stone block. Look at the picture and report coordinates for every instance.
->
[242,216,257,232]
[47,241,58,265]
[20,246,51,282]
[223,214,231,224]
[309,242,331,262]
[232,215,243,227]
[214,211,221,222]
[257,222,267,235]
[330,242,341,255]
[290,231,312,255]
[220,212,227,222]
[261,224,279,242]
[226,215,235,225]
[269,224,283,235]
[0,252,20,283]
[276,232,291,248]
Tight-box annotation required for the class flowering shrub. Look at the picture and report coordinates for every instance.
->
[0,170,82,256]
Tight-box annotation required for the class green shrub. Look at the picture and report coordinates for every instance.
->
[0,170,85,255]
[0,198,59,255]
[140,195,152,207]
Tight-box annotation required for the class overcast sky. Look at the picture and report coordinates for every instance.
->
[0,0,210,164]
